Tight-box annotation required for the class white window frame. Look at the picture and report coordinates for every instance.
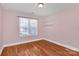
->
[18,16,38,37]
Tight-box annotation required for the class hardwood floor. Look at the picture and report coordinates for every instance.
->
[1,40,79,56]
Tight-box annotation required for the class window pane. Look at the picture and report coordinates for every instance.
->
[30,19,38,36]
[19,17,29,36]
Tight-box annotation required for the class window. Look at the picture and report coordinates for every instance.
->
[19,17,38,37]
[30,19,38,36]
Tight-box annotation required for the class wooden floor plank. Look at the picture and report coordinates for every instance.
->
[1,40,79,56]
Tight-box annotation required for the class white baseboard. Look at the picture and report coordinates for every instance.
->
[3,38,44,48]
[0,46,4,55]
[44,38,79,52]
[0,38,44,55]
[0,38,79,55]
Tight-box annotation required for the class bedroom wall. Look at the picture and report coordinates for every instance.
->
[3,9,45,45]
[43,7,79,50]
[0,5,3,52]
[3,5,79,51]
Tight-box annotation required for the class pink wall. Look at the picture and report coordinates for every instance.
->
[43,7,79,49]
[0,5,3,50]
[3,9,45,45]
[2,5,79,50]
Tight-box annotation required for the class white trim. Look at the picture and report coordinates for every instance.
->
[0,38,43,55]
[4,38,79,52]
[3,38,43,47]
[0,38,46,55]
[44,38,79,52]
[1,38,79,55]
[0,46,4,55]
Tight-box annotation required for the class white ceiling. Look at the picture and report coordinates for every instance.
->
[1,3,79,16]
